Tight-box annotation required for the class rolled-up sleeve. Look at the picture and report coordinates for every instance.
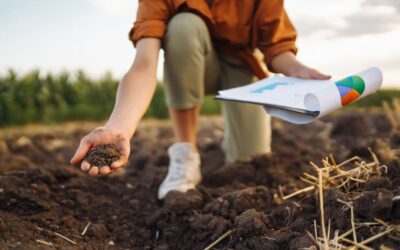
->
[129,0,173,46]
[257,0,298,71]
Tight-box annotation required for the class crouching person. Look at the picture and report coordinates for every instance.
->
[70,1,330,199]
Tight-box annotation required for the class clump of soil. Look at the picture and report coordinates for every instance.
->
[85,144,121,167]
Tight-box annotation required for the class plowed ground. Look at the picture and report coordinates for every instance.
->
[1,110,400,249]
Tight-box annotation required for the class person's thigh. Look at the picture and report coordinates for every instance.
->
[163,12,220,109]
[219,56,272,163]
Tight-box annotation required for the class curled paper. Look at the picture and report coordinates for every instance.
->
[264,67,383,124]
[216,67,383,124]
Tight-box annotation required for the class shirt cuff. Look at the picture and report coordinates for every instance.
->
[129,20,167,46]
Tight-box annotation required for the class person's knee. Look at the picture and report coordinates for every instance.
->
[164,13,208,53]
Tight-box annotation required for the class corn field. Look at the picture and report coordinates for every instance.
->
[0,69,397,127]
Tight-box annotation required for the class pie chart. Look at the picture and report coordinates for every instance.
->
[335,76,365,106]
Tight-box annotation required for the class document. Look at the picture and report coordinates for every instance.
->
[215,67,383,124]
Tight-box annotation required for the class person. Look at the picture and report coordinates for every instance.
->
[70,0,330,199]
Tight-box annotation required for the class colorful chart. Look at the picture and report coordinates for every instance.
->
[335,75,365,106]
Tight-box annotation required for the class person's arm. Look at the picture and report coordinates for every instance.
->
[270,51,331,79]
[257,1,330,80]
[106,38,160,136]
[70,38,160,176]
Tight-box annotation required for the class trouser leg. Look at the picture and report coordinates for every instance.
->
[163,12,220,109]
[162,12,271,164]
[219,56,272,163]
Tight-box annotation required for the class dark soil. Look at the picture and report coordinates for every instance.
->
[85,144,122,167]
[1,110,400,249]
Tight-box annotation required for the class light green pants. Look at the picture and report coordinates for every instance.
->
[163,13,271,163]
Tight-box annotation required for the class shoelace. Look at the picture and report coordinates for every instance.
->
[169,157,189,180]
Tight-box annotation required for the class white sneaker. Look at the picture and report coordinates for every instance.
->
[158,142,201,199]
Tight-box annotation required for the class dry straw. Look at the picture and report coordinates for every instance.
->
[282,150,399,249]
[282,149,386,201]
[35,226,77,245]
[204,229,233,250]
[383,99,400,131]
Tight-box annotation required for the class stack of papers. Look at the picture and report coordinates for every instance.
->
[215,67,383,124]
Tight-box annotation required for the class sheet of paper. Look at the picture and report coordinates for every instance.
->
[216,67,383,124]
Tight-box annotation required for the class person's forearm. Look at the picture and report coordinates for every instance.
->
[105,66,157,138]
[270,51,300,76]
[105,38,160,138]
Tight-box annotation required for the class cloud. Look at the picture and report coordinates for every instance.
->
[338,7,400,37]
[88,0,136,17]
[294,17,341,37]
[293,0,400,38]
[363,0,400,12]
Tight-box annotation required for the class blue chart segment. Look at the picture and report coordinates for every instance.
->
[251,82,288,94]
[337,85,352,97]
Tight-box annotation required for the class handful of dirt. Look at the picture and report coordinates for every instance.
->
[85,144,122,167]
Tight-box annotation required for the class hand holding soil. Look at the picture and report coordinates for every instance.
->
[70,127,130,176]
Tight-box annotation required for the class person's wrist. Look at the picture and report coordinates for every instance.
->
[284,59,301,77]
[104,123,134,139]
[270,51,300,77]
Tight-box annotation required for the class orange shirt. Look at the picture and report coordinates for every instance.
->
[129,0,298,79]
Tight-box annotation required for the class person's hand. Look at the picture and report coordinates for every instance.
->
[288,63,331,80]
[270,51,331,80]
[70,127,130,176]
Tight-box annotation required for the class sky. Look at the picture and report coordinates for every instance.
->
[0,0,399,87]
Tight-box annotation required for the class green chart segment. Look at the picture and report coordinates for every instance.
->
[335,75,365,106]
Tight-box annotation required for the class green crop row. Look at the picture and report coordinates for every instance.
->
[350,89,400,107]
[0,70,220,126]
[0,70,398,126]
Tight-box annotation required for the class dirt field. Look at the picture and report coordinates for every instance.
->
[1,110,400,249]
